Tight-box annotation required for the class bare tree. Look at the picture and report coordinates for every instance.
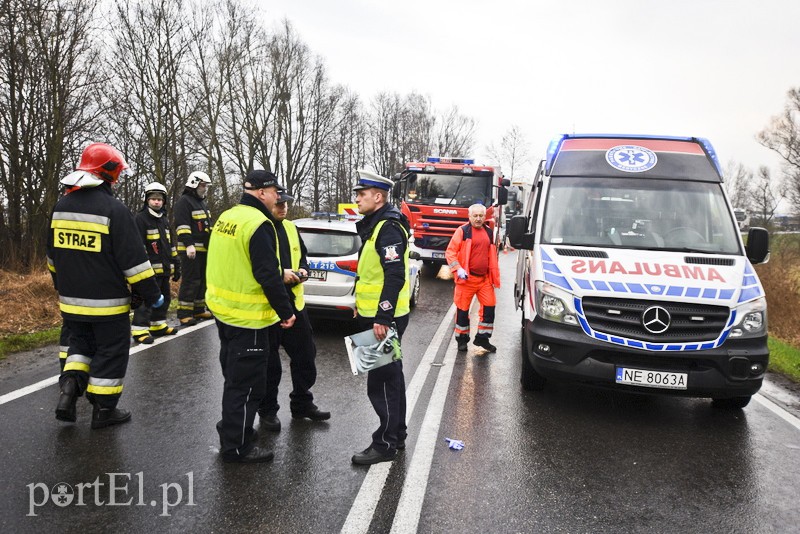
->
[722,160,754,211]
[366,92,434,178]
[108,0,200,210]
[486,124,532,180]
[0,0,102,268]
[432,105,476,157]
[757,87,800,215]
[751,166,784,228]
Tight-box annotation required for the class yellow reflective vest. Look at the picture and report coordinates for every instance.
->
[282,219,305,311]
[206,204,281,328]
[356,219,410,318]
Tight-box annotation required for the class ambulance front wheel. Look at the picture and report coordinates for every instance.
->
[711,396,751,409]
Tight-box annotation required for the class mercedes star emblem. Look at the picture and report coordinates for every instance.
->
[642,305,671,334]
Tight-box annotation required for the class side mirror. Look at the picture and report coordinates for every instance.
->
[507,215,533,249]
[497,186,508,206]
[409,250,421,260]
[745,227,769,264]
[501,178,511,187]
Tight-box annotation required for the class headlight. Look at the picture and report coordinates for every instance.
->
[728,297,767,338]
[535,281,579,326]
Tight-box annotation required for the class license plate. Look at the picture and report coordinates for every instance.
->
[615,367,687,390]
[432,252,446,259]
[308,269,327,281]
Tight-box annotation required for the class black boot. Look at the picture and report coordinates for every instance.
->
[91,407,131,429]
[55,377,78,422]
[456,336,469,352]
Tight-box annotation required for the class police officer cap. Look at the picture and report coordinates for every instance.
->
[244,169,285,192]
[276,191,294,203]
[353,169,393,191]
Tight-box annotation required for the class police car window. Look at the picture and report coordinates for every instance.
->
[541,177,740,254]
[299,230,361,257]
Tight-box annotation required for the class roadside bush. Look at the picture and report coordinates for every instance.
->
[755,234,800,346]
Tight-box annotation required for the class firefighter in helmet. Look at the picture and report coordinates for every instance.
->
[174,171,213,325]
[131,181,180,344]
[47,142,163,428]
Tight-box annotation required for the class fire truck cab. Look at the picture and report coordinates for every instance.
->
[392,157,510,264]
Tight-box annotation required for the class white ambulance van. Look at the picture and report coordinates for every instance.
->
[507,134,770,408]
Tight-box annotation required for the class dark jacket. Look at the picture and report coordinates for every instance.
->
[355,204,409,325]
[174,189,212,253]
[135,203,178,277]
[240,194,294,321]
[47,183,160,321]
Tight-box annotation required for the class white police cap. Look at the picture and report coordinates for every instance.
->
[353,169,393,191]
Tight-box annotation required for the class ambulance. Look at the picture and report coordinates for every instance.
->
[507,134,770,408]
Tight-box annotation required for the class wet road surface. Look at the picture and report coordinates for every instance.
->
[1,252,799,533]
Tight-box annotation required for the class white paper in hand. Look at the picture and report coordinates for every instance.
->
[344,327,402,375]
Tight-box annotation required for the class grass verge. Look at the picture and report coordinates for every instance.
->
[768,336,800,383]
[0,326,61,360]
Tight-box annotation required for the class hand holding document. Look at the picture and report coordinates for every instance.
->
[344,325,402,375]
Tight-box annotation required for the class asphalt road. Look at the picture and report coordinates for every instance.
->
[1,252,800,533]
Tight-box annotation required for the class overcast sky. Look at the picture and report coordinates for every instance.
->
[262,0,800,180]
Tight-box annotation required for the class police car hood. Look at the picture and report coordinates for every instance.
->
[539,245,764,306]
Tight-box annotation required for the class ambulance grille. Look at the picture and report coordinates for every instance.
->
[684,256,735,266]
[581,297,730,343]
[555,248,608,258]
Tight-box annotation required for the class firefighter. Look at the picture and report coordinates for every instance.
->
[47,142,163,428]
[258,191,330,432]
[206,170,296,463]
[174,171,213,326]
[351,169,411,465]
[131,181,180,344]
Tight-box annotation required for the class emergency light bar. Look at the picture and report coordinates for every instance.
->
[426,156,475,165]
[544,133,723,177]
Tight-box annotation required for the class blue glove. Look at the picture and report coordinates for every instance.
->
[456,268,468,280]
[153,294,165,308]
[445,438,465,450]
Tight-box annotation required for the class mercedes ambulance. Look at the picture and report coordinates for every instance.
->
[507,134,770,408]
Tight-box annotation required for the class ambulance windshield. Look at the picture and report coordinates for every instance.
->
[542,177,741,254]
[404,172,492,207]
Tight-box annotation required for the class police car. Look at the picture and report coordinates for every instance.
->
[294,215,421,319]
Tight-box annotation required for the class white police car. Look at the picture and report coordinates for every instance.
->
[294,215,421,319]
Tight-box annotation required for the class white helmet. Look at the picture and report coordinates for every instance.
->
[144,181,168,200]
[185,171,211,189]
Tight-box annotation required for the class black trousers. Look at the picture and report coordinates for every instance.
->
[260,308,317,416]
[178,252,207,319]
[215,319,269,460]
[357,314,409,455]
[62,317,131,409]
[58,322,70,372]
[132,275,171,331]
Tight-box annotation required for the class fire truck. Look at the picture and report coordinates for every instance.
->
[392,157,510,264]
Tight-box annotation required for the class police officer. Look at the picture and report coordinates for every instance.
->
[351,169,411,465]
[47,142,163,428]
[206,170,296,463]
[258,191,329,431]
[174,171,212,326]
[131,182,180,344]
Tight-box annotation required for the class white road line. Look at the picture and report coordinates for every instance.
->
[390,334,458,534]
[754,393,800,432]
[0,320,214,406]
[340,304,456,534]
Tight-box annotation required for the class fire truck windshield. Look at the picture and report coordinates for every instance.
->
[405,173,492,207]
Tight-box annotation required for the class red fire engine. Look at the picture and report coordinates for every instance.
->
[392,157,510,264]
